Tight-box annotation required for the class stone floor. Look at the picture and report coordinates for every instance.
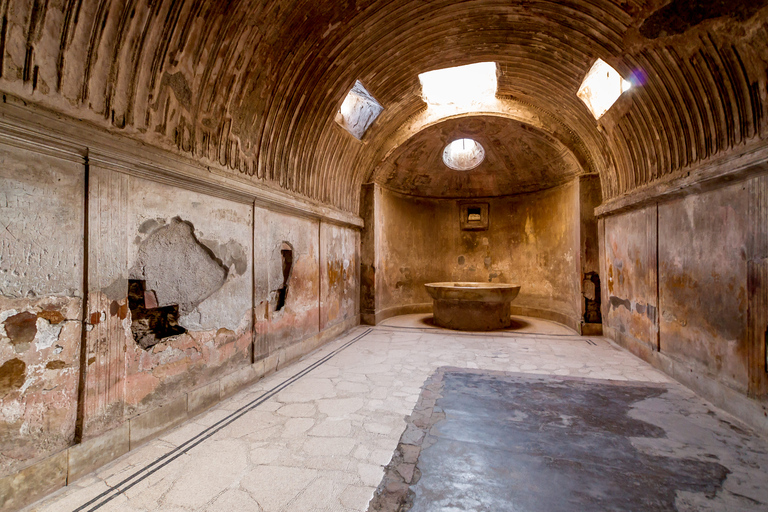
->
[25,316,768,512]
[370,368,768,511]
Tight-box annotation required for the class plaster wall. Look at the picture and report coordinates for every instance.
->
[364,181,587,327]
[600,177,768,418]
[82,169,254,438]
[320,223,360,332]
[0,141,361,493]
[0,145,84,479]
[602,205,658,349]
[253,208,320,356]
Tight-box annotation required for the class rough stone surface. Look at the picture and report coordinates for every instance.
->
[130,218,228,314]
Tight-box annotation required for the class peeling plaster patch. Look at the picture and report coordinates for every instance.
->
[3,311,37,351]
[37,310,65,324]
[138,218,166,234]
[156,346,186,365]
[0,358,26,396]
[33,317,63,350]
[0,309,19,337]
[609,296,632,312]
[102,277,128,301]
[179,310,202,331]
[45,360,66,370]
[201,238,248,275]
[0,395,24,423]
[131,218,228,313]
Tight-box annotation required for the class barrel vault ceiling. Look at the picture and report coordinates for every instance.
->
[2,0,767,212]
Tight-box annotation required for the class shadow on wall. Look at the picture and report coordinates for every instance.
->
[128,279,186,350]
[275,243,294,311]
[583,272,602,324]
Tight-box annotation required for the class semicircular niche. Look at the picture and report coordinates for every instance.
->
[374,116,584,198]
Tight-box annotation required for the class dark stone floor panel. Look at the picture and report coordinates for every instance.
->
[368,368,767,512]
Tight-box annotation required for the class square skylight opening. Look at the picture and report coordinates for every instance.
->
[577,59,632,119]
[335,80,383,140]
[418,62,498,107]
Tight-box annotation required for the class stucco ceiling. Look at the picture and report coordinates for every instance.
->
[375,116,582,198]
[2,0,767,212]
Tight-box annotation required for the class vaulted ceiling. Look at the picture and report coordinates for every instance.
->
[374,116,582,198]
[3,0,768,212]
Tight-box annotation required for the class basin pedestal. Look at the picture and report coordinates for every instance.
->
[425,282,521,331]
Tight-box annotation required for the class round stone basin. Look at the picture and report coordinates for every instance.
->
[425,282,521,331]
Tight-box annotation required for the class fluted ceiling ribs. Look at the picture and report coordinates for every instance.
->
[2,0,767,212]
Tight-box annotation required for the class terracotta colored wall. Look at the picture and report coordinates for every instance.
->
[0,146,84,478]
[83,169,255,434]
[253,210,320,355]
[0,145,361,482]
[600,177,768,403]
[602,206,658,348]
[365,180,588,327]
[320,223,360,331]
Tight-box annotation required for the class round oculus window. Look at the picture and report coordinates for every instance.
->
[442,138,485,171]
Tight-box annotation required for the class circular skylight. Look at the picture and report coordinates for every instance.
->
[442,138,485,171]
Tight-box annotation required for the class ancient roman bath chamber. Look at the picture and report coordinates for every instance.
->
[425,282,521,331]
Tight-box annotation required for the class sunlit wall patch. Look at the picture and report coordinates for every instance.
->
[442,138,485,171]
[419,62,497,107]
[335,80,383,140]
[577,59,632,119]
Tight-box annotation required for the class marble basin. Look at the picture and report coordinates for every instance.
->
[425,282,521,331]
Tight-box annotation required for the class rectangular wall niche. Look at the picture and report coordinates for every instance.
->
[460,202,489,231]
[335,80,383,140]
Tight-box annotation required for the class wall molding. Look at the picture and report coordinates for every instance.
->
[596,140,768,218]
[0,100,363,229]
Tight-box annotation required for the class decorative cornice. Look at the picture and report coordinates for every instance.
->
[595,139,768,217]
[0,101,363,229]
